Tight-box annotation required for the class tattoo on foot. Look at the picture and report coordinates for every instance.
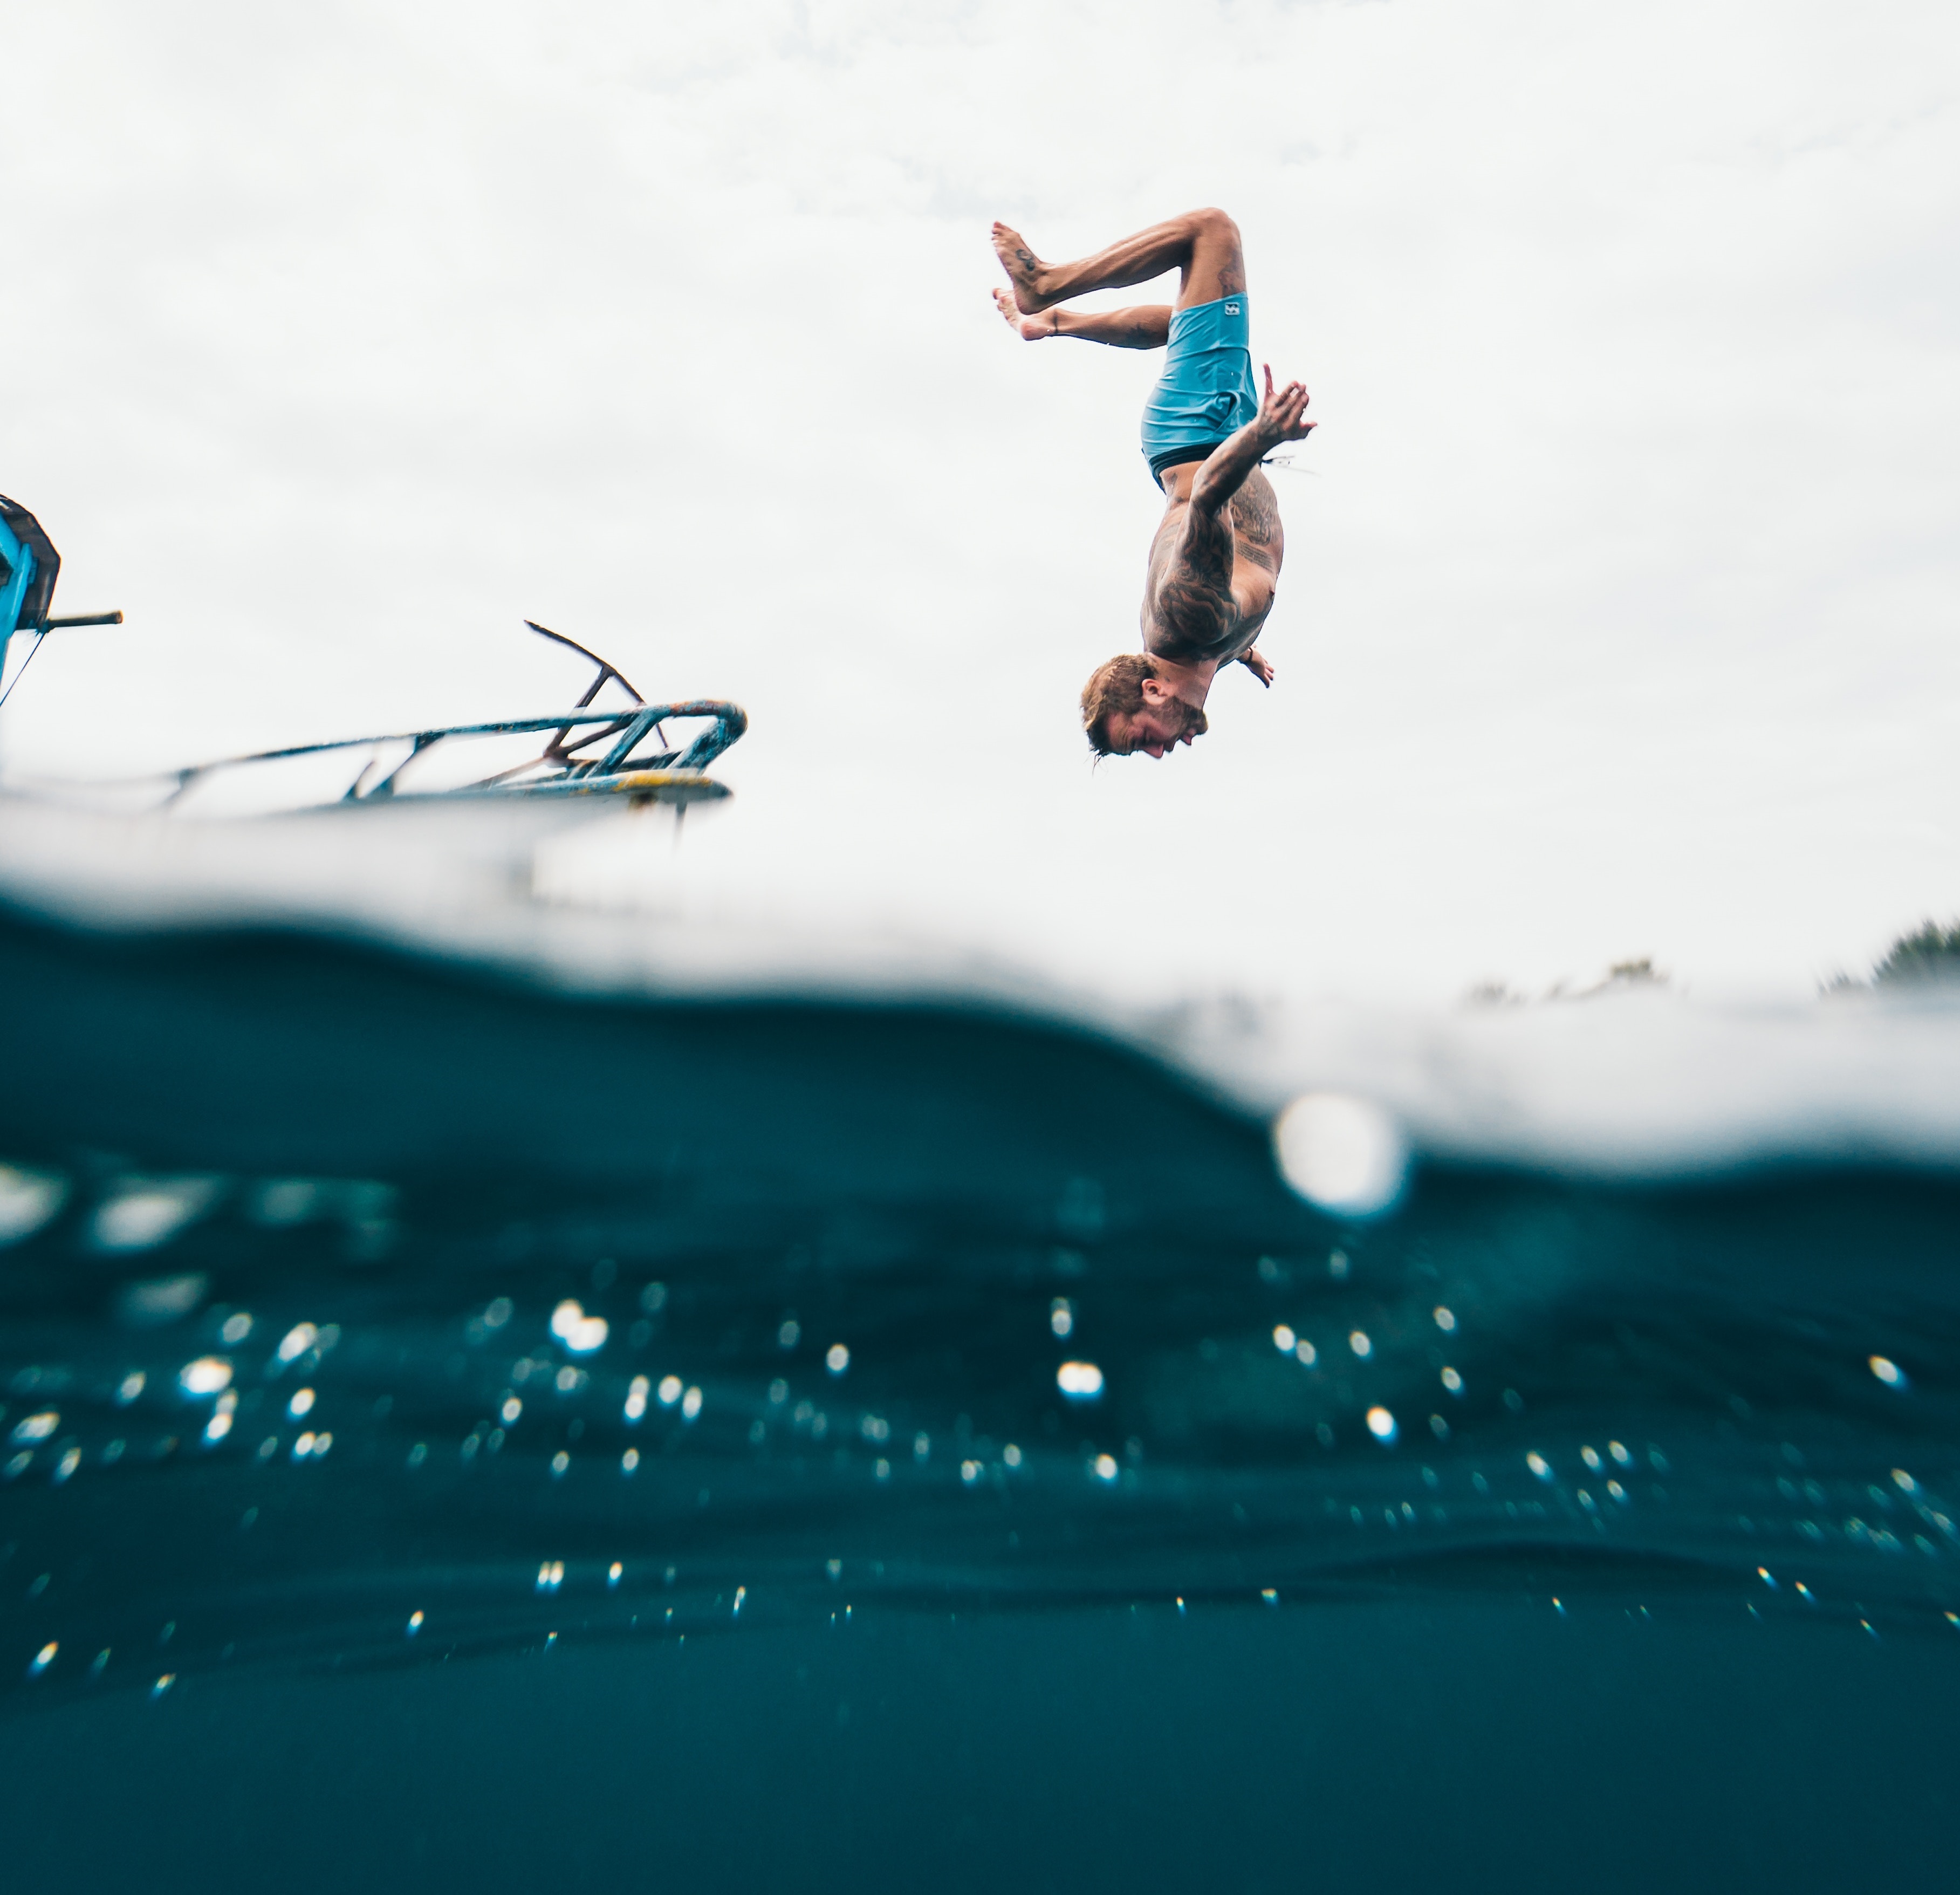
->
[991,221,1054,313]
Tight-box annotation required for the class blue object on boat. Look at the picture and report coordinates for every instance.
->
[0,494,60,679]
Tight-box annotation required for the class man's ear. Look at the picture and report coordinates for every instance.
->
[1138,676,1170,706]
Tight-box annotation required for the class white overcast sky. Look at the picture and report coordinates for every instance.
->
[3,0,1957,1003]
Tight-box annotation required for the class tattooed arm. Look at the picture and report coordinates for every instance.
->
[1188,365,1313,519]
[1149,467,1289,664]
[1149,502,1240,658]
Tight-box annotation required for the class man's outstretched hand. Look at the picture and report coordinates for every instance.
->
[1255,364,1314,446]
[1239,648,1276,687]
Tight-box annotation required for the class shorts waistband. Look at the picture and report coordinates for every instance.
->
[1148,440,1231,481]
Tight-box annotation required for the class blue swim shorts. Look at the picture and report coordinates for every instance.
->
[1140,293,1258,483]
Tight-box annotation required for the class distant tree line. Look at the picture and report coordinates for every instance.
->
[1869,919,1960,985]
[1469,926,1960,1007]
[1465,957,1667,1007]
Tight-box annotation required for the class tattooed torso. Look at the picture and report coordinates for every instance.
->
[1142,468,1284,665]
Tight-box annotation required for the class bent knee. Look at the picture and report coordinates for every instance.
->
[1187,206,1240,243]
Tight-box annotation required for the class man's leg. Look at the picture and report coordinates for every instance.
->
[991,208,1244,315]
[992,294,1170,348]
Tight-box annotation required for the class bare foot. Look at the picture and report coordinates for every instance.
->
[993,288,1057,339]
[991,221,1055,312]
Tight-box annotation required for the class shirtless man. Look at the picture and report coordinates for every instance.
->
[991,207,1313,757]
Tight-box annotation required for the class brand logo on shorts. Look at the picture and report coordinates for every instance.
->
[1224,300,1241,315]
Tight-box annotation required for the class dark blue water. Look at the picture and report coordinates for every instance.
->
[3,899,1957,1891]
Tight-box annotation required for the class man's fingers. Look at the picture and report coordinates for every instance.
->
[1268,381,1310,426]
[1259,373,1315,442]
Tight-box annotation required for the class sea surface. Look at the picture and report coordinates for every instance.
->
[1,811,1957,1892]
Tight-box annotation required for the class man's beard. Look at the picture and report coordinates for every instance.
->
[1162,694,1209,740]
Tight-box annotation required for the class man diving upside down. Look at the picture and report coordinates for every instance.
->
[991,208,1314,758]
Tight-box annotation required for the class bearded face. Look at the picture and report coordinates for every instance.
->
[1107,691,1208,757]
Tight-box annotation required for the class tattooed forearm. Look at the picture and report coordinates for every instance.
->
[1143,499,1240,656]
